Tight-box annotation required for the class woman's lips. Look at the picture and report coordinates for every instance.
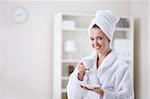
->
[95,45,101,50]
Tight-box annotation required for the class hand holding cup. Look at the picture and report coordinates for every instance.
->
[83,58,95,70]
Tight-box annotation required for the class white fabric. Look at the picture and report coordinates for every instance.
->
[67,50,134,99]
[88,10,120,41]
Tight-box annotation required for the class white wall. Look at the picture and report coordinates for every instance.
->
[130,1,148,99]
[0,2,3,97]
[148,1,150,99]
[0,2,52,99]
[0,1,148,99]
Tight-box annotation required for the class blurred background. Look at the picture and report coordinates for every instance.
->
[0,0,150,99]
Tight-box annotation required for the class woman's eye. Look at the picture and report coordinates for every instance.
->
[90,37,94,41]
[98,37,102,40]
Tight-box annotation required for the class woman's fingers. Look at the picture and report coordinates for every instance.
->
[77,63,86,81]
[88,87,104,96]
[80,85,87,90]
[77,63,85,73]
[84,86,97,90]
[80,85,97,90]
[81,86,103,96]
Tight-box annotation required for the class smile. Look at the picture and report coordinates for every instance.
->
[95,46,101,50]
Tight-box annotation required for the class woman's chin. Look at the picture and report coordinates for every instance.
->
[95,50,101,53]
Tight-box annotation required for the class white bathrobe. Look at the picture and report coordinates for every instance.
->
[67,50,134,99]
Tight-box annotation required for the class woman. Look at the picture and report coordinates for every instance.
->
[67,10,134,99]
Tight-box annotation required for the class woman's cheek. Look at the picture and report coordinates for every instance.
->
[91,43,94,48]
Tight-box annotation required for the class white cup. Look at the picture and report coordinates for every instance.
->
[83,58,95,69]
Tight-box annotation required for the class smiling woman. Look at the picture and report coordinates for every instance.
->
[67,10,134,99]
[1,1,148,99]
[89,24,111,55]
[53,10,134,99]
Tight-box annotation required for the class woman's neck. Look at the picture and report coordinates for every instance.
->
[97,48,111,59]
[96,49,111,68]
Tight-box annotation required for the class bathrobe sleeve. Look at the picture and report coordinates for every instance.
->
[103,62,134,99]
[67,67,88,99]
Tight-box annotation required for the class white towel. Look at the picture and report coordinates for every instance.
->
[88,10,120,41]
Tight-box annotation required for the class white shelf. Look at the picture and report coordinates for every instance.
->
[62,59,79,63]
[63,28,88,32]
[61,12,93,16]
[63,27,130,32]
[62,76,69,80]
[115,27,130,32]
[62,88,67,93]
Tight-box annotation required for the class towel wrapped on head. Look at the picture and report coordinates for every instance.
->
[88,10,120,41]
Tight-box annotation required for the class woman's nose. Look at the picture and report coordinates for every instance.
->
[94,40,99,46]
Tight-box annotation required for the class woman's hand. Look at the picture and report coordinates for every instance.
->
[81,85,104,96]
[77,63,86,81]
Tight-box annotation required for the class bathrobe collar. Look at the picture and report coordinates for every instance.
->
[90,50,117,72]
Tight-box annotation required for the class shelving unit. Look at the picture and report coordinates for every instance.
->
[52,12,134,99]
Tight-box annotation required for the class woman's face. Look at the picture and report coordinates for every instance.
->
[89,28,110,54]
